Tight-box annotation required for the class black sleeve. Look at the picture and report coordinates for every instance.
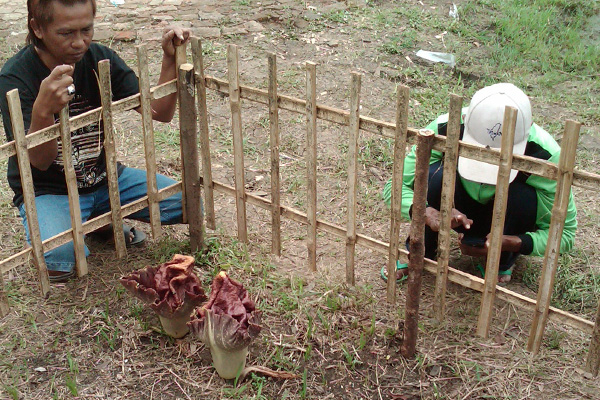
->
[108,49,140,101]
[0,76,36,141]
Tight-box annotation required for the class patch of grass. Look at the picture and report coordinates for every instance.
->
[154,125,180,150]
[521,249,600,317]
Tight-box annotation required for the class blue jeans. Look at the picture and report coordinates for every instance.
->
[18,167,183,272]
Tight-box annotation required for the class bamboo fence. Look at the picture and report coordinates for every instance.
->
[0,40,598,375]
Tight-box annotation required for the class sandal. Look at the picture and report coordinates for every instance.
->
[475,264,513,285]
[48,269,76,283]
[380,261,409,283]
[88,223,146,247]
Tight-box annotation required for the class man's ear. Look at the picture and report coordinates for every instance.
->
[30,18,43,40]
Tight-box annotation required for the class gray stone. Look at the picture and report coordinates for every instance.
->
[243,21,265,32]
[303,11,321,21]
[93,28,113,41]
[152,15,175,22]
[198,11,224,21]
[154,5,178,12]
[222,26,248,36]
[194,27,221,38]
[164,0,183,5]
[149,0,162,6]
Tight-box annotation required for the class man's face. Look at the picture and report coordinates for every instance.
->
[32,1,94,68]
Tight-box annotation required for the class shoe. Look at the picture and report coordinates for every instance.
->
[380,261,409,283]
[88,223,146,247]
[475,264,513,285]
[48,269,76,283]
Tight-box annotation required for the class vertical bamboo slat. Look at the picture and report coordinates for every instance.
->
[433,94,463,321]
[98,60,127,259]
[227,45,248,243]
[178,63,204,252]
[268,53,281,256]
[527,120,581,353]
[191,38,216,231]
[401,129,434,358]
[387,85,410,303]
[305,61,318,272]
[476,106,518,338]
[7,89,50,295]
[345,72,361,285]
[176,44,188,224]
[586,299,600,376]
[136,45,162,239]
[0,273,8,317]
[58,106,88,277]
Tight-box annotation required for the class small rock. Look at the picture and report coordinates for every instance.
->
[303,11,321,21]
[154,5,178,13]
[113,30,136,41]
[195,27,221,38]
[152,15,175,23]
[34,367,47,373]
[93,29,113,42]
[243,21,265,32]
[222,26,248,36]
[198,11,224,21]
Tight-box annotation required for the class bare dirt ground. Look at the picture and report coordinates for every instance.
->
[1,0,600,399]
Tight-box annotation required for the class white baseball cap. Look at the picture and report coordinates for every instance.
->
[458,83,532,185]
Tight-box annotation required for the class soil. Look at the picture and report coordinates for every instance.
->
[0,0,599,399]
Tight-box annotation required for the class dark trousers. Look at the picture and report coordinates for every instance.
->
[420,161,537,270]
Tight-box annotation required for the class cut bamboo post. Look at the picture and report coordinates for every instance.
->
[191,37,216,230]
[98,60,127,259]
[0,273,8,317]
[268,52,281,256]
[7,89,50,295]
[178,63,204,252]
[387,85,410,303]
[476,106,518,338]
[305,61,318,272]
[586,298,600,376]
[176,43,188,224]
[136,45,162,239]
[58,106,88,277]
[527,120,581,353]
[345,72,361,285]
[227,44,248,243]
[433,94,463,321]
[401,129,434,358]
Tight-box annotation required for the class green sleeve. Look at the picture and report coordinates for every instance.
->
[382,117,445,221]
[524,152,577,256]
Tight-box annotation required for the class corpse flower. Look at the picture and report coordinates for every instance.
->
[188,271,262,379]
[120,254,207,338]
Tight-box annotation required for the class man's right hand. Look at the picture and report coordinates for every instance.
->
[33,64,75,119]
[28,65,74,170]
[425,206,472,232]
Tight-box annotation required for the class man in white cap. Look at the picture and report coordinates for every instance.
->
[382,83,577,284]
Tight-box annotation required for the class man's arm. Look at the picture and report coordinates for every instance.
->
[147,27,190,123]
[28,65,75,170]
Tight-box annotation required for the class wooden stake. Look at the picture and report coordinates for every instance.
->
[7,89,50,295]
[387,85,409,303]
[433,94,463,321]
[227,44,248,243]
[58,106,88,277]
[586,297,600,376]
[0,272,8,317]
[178,63,204,252]
[476,106,518,338]
[268,52,281,256]
[401,129,434,358]
[191,37,216,230]
[176,42,188,223]
[527,120,581,353]
[305,61,318,272]
[98,60,127,259]
[345,72,361,285]
[136,44,162,239]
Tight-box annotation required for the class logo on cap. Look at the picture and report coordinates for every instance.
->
[487,123,502,142]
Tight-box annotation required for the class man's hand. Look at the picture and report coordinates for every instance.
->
[425,206,472,232]
[28,64,74,170]
[32,64,74,119]
[161,27,191,58]
[458,233,522,257]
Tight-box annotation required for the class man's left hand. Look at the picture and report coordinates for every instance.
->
[161,27,191,57]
